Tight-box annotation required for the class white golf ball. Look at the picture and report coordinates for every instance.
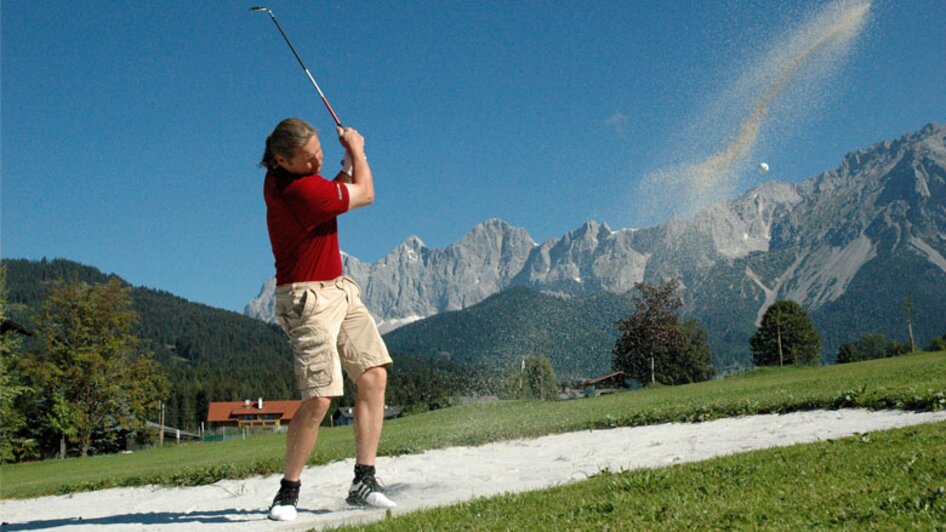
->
[758,162,769,174]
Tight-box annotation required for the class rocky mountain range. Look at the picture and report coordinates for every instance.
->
[246,123,946,362]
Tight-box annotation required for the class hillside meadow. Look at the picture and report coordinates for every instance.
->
[1,351,944,501]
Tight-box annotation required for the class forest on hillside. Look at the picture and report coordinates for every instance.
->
[383,287,635,378]
[3,259,476,435]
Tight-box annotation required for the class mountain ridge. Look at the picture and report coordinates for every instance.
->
[246,122,946,363]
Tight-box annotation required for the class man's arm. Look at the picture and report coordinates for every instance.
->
[337,127,374,210]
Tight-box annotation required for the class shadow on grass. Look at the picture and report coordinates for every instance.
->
[0,507,331,530]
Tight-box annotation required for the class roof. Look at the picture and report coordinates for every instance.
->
[206,400,302,422]
[580,371,629,388]
[1,319,33,336]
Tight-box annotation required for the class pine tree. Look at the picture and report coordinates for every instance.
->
[750,300,821,366]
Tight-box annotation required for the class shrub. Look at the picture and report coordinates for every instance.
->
[836,333,918,364]
[927,334,946,352]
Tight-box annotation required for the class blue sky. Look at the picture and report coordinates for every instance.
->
[3,0,944,313]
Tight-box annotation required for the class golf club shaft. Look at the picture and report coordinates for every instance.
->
[253,7,343,128]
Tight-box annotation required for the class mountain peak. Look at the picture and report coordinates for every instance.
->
[467,218,512,238]
[580,219,609,232]
[457,218,537,249]
[568,219,613,239]
[478,218,511,230]
[912,122,943,141]
[399,235,426,250]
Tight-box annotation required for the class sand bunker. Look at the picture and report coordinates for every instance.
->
[2,408,944,531]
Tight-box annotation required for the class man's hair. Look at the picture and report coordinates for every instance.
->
[260,118,317,170]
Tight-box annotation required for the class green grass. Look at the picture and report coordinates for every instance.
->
[2,351,944,500]
[344,421,946,531]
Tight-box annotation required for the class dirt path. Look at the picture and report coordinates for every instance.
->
[3,409,944,531]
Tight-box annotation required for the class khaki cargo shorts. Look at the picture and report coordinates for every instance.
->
[275,275,392,399]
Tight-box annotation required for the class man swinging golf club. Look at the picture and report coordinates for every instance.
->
[260,119,396,521]
[252,7,395,520]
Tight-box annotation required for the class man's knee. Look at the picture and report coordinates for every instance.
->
[298,396,332,423]
[357,365,388,394]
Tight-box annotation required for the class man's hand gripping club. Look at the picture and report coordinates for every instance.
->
[336,127,374,210]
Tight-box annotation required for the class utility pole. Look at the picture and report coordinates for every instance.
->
[902,294,916,353]
[520,357,525,396]
[159,401,165,446]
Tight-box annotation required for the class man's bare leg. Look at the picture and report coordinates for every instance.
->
[346,366,396,508]
[353,366,388,464]
[269,395,332,521]
[284,396,332,480]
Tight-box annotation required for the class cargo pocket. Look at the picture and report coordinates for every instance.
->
[289,318,333,389]
[296,357,333,389]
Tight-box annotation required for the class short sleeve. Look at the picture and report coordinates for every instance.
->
[280,176,350,231]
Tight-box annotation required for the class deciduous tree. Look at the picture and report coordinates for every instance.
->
[29,279,168,456]
[0,267,32,463]
[504,355,559,400]
[612,280,715,385]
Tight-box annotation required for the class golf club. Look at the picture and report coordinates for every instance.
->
[251,6,343,128]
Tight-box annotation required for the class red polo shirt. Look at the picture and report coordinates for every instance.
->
[264,168,350,285]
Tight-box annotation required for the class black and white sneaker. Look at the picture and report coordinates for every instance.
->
[268,478,301,521]
[346,475,397,509]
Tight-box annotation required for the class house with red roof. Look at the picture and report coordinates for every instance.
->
[206,398,302,430]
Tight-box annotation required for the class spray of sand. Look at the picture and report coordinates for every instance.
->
[640,0,872,219]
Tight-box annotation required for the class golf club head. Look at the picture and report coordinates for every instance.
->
[249,6,272,14]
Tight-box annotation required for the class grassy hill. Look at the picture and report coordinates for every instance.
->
[383,286,635,379]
